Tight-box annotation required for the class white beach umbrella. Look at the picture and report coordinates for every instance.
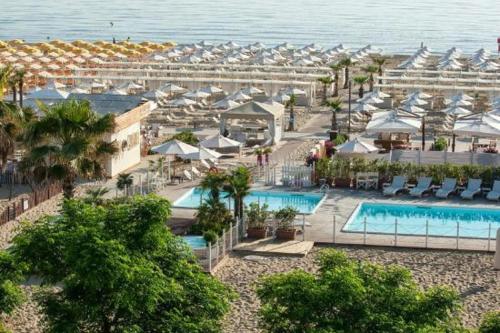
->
[282,87,306,96]
[28,87,69,99]
[46,80,66,89]
[103,88,128,95]
[160,83,187,94]
[366,111,422,134]
[445,99,472,107]
[478,61,499,72]
[241,86,264,95]
[400,104,426,114]
[442,106,472,116]
[336,137,379,154]
[183,90,210,99]
[227,91,252,102]
[199,85,225,95]
[453,114,500,138]
[143,89,168,100]
[212,99,240,109]
[357,95,384,104]
[406,91,432,99]
[69,87,89,94]
[272,94,291,103]
[451,92,474,101]
[172,97,197,107]
[353,103,378,112]
[152,139,198,155]
[119,81,144,91]
[401,96,427,106]
[152,54,167,61]
[182,147,222,160]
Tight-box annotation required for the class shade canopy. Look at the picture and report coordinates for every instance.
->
[453,113,500,138]
[181,146,222,160]
[212,99,240,109]
[151,139,198,155]
[366,110,422,134]
[200,134,242,148]
[336,137,379,154]
[160,83,187,94]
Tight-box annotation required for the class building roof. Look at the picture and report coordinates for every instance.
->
[67,94,147,115]
[221,101,284,120]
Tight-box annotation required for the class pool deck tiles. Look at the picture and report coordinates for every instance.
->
[233,238,314,257]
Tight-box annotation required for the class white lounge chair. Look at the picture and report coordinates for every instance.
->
[191,167,202,178]
[409,177,433,197]
[461,179,482,200]
[486,180,500,201]
[435,178,457,198]
[383,176,407,196]
[183,170,193,181]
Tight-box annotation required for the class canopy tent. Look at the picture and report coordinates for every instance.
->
[335,137,379,154]
[151,139,198,155]
[181,146,222,160]
[366,110,422,134]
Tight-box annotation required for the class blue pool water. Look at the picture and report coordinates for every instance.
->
[343,203,500,239]
[181,235,207,249]
[174,188,324,214]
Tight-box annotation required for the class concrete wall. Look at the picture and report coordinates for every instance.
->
[105,122,141,177]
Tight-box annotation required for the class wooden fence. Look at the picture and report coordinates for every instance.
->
[0,183,62,225]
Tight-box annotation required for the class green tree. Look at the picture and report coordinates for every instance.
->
[257,249,463,333]
[372,55,389,83]
[353,75,369,98]
[325,98,342,130]
[200,171,227,202]
[192,197,233,236]
[317,76,334,104]
[170,130,199,145]
[21,100,117,198]
[339,57,355,89]
[116,172,134,194]
[329,63,343,97]
[286,94,297,131]
[479,311,500,333]
[12,195,234,333]
[0,250,25,331]
[363,65,378,92]
[224,166,251,220]
[83,186,110,205]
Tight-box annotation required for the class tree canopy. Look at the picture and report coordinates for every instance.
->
[257,249,463,333]
[12,195,234,333]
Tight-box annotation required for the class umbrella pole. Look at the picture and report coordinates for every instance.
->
[452,134,456,153]
[421,116,425,151]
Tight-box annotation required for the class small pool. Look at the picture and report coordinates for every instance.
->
[343,202,500,239]
[181,235,207,249]
[174,188,325,214]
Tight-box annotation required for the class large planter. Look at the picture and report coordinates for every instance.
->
[276,228,297,241]
[334,178,352,188]
[247,227,267,239]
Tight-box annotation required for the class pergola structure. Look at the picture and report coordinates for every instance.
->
[219,101,285,145]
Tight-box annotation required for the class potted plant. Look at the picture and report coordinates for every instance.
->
[245,202,270,239]
[274,207,298,241]
[332,157,352,188]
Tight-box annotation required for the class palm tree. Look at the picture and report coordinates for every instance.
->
[285,94,297,131]
[325,98,343,130]
[22,100,117,198]
[353,75,369,98]
[224,166,251,220]
[329,63,343,97]
[363,65,378,92]
[116,173,134,195]
[339,57,355,89]
[84,186,110,205]
[317,76,333,104]
[14,70,26,108]
[200,171,227,202]
[371,56,388,84]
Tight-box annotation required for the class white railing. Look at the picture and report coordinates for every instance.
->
[330,215,498,252]
[198,220,241,272]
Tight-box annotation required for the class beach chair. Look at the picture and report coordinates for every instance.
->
[435,178,457,198]
[461,179,482,200]
[409,177,433,197]
[183,170,193,181]
[383,176,407,196]
[191,167,202,178]
[486,180,500,201]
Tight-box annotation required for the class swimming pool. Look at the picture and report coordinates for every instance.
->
[181,235,207,249]
[174,188,325,214]
[343,202,500,239]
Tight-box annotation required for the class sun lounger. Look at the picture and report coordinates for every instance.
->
[183,170,193,181]
[409,177,433,197]
[435,178,457,198]
[191,167,202,178]
[383,176,407,196]
[486,180,500,201]
[461,179,482,200]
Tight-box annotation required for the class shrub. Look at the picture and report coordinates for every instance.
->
[169,130,199,145]
[191,198,233,235]
[433,137,448,151]
[246,203,270,228]
[203,230,218,245]
[479,311,500,333]
[274,207,298,230]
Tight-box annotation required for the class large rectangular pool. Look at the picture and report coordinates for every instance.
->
[343,202,500,239]
[174,188,325,214]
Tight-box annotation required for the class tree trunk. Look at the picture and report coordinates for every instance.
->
[12,86,17,103]
[19,79,23,107]
[369,74,374,92]
[322,84,327,104]
[288,106,295,131]
[378,68,383,84]
[333,74,339,97]
[233,198,239,220]
[62,177,75,199]
[343,67,349,89]
[331,111,337,130]
[359,86,364,98]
